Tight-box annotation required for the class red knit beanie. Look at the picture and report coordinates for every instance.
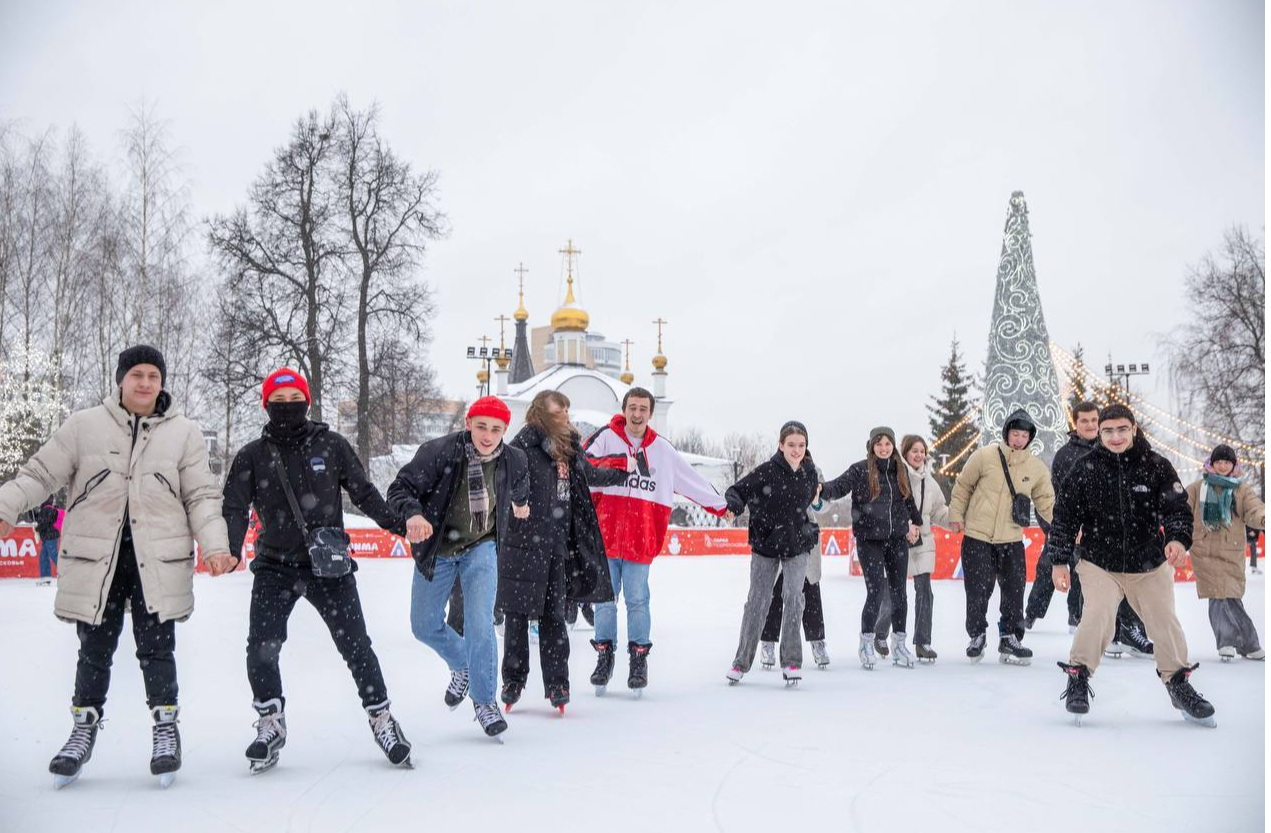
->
[261,368,312,409]
[467,395,512,426]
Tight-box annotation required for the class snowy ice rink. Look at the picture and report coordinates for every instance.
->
[1,557,1264,833]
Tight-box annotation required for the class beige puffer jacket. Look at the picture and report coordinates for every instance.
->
[949,441,1055,545]
[905,459,950,575]
[1185,479,1265,600]
[0,393,229,625]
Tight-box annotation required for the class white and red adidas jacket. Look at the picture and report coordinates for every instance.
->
[584,415,729,564]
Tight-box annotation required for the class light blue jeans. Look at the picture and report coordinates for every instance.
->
[409,540,499,705]
[594,557,652,646]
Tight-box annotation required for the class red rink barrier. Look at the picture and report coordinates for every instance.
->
[3,524,1247,581]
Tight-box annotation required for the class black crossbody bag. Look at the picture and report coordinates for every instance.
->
[268,444,353,578]
[997,448,1033,528]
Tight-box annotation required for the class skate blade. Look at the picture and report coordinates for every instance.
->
[1128,650,1153,659]
[893,659,914,669]
[1072,714,1084,727]
[632,689,644,699]
[594,685,607,696]
[727,678,741,686]
[1219,656,1234,663]
[760,663,775,670]
[249,755,280,775]
[396,757,414,769]
[785,680,800,688]
[156,772,176,789]
[52,772,80,790]
[968,654,983,664]
[1068,627,1078,635]
[918,658,937,664]
[1181,711,1217,728]
[998,654,1032,666]
[816,663,829,670]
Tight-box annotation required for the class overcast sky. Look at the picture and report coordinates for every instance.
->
[1,0,1263,470]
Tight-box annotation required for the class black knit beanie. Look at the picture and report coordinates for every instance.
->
[115,344,167,387]
[1210,444,1238,467]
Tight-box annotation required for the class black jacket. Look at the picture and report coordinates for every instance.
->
[820,456,922,541]
[498,424,626,617]
[1046,433,1193,573]
[1051,430,1097,491]
[387,430,530,580]
[725,452,820,559]
[35,499,60,541]
[222,420,402,566]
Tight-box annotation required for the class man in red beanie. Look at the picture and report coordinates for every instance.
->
[389,395,529,740]
[222,368,413,771]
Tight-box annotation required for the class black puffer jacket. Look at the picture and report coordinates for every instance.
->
[1046,432,1193,573]
[35,498,60,541]
[820,455,922,541]
[387,430,529,580]
[222,420,403,566]
[725,452,820,559]
[1051,430,1097,491]
[497,424,627,617]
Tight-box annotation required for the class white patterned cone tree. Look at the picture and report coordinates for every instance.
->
[979,191,1068,464]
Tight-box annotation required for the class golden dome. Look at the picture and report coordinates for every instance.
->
[494,354,510,370]
[652,354,667,371]
[550,274,589,332]
[620,370,635,385]
[514,291,529,323]
[476,368,490,384]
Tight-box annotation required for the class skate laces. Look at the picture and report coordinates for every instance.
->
[447,668,470,698]
[474,703,503,729]
[1169,666,1206,708]
[369,709,400,749]
[253,712,284,744]
[1058,665,1094,701]
[152,721,179,759]
[57,722,97,760]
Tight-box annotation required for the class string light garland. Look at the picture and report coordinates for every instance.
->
[929,412,976,451]
[938,435,979,475]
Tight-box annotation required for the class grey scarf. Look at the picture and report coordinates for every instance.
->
[465,440,503,532]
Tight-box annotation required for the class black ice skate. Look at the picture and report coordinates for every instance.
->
[873,636,890,658]
[915,644,938,663]
[49,705,101,789]
[1057,662,1094,726]
[150,705,181,788]
[501,680,524,712]
[246,698,287,774]
[473,702,509,741]
[590,639,616,695]
[444,668,470,710]
[366,701,412,767]
[627,642,652,697]
[966,634,987,663]
[581,603,595,628]
[998,635,1033,666]
[1165,664,1217,728]
[1120,622,1154,658]
[547,683,570,715]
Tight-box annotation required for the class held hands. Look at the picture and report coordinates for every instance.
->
[0,520,11,538]
[949,521,963,534]
[1052,564,1071,593]
[406,514,433,543]
[1164,541,1188,569]
[205,553,237,577]
[906,523,920,545]
[513,503,530,520]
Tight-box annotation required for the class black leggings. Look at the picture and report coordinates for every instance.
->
[857,537,909,635]
[74,536,176,713]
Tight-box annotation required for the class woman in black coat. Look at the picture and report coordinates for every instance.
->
[499,390,628,713]
[820,426,922,670]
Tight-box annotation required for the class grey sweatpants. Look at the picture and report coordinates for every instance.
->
[1208,598,1262,655]
[733,551,809,672]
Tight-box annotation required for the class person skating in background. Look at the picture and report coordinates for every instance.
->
[0,345,235,788]
[34,494,61,586]
[820,427,922,670]
[583,387,730,695]
[1049,404,1213,726]
[389,396,529,739]
[221,368,413,772]
[725,421,821,687]
[948,409,1055,666]
[501,391,627,713]
[873,435,949,663]
[1184,444,1266,662]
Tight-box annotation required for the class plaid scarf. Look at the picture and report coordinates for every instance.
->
[1201,472,1240,530]
[465,440,502,532]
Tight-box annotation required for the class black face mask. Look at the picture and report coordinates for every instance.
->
[266,400,309,431]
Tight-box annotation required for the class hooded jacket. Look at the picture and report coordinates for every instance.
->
[725,451,821,559]
[903,458,950,575]
[948,409,1055,545]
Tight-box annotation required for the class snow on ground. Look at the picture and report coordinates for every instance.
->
[0,558,1263,833]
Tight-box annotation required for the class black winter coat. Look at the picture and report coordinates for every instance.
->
[1046,433,1193,573]
[35,500,60,541]
[725,452,820,559]
[820,456,922,541]
[222,421,402,566]
[497,424,626,617]
[387,430,530,580]
[1051,430,1097,491]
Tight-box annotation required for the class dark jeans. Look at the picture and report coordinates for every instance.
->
[39,538,59,578]
[962,537,1027,640]
[876,573,935,645]
[857,537,909,635]
[1026,548,1084,622]
[246,559,388,709]
[502,613,570,692]
[762,575,826,642]
[73,537,176,712]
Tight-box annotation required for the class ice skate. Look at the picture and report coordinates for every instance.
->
[150,705,181,788]
[1120,622,1154,658]
[726,665,744,685]
[1243,648,1265,660]
[782,666,802,687]
[444,668,470,710]
[547,683,570,715]
[1058,662,1094,726]
[36,577,52,587]
[873,636,890,659]
[366,701,412,767]
[759,641,776,669]
[810,640,831,669]
[590,639,615,695]
[245,698,286,774]
[627,642,652,692]
[501,680,523,712]
[915,644,938,663]
[890,633,915,668]
[581,603,595,628]
[1103,640,1126,658]
[858,633,877,670]
[998,635,1033,666]
[473,702,508,740]
[49,705,101,789]
[1218,646,1237,663]
[1165,664,1216,728]
[966,634,986,663]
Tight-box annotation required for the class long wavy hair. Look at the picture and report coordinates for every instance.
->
[525,390,577,463]
[867,434,912,501]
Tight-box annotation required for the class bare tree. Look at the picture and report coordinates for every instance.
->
[1167,226,1265,490]
[207,107,348,422]
[9,129,55,370]
[333,96,446,464]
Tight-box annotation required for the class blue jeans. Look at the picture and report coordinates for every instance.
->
[409,540,499,705]
[594,557,652,646]
[39,538,58,579]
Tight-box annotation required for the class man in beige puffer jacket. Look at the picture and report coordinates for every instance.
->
[0,345,234,787]
[949,409,1055,665]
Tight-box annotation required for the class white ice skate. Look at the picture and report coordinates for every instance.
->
[810,640,831,669]
[1245,648,1265,660]
[726,666,744,685]
[782,666,802,687]
[1218,646,1237,662]
[890,633,915,669]
[760,641,776,670]
[858,633,877,671]
[1103,640,1126,659]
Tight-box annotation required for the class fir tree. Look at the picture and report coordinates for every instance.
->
[927,337,980,496]
[1066,343,1093,417]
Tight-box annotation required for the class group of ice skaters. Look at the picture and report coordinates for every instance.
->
[0,346,1263,790]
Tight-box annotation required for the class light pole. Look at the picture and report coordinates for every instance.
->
[1104,355,1150,399]
[467,343,512,397]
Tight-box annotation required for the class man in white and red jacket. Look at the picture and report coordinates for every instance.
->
[583,387,729,693]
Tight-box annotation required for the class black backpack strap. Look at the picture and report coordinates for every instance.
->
[267,443,310,535]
